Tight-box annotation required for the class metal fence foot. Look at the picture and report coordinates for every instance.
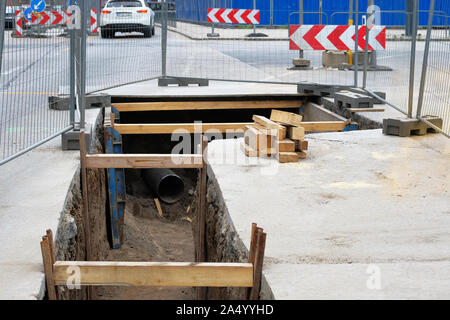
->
[158,77,209,87]
[49,94,111,111]
[383,117,443,137]
[62,124,92,151]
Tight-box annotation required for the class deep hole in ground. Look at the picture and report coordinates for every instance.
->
[93,119,200,299]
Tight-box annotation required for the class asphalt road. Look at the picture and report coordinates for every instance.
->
[0,26,443,162]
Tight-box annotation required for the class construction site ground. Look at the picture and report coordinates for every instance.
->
[0,80,448,300]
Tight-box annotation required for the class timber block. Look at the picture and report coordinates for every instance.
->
[270,110,303,127]
[277,139,295,152]
[277,152,299,163]
[287,126,305,141]
[383,117,443,137]
[295,140,309,151]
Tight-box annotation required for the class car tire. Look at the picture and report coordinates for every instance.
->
[101,29,113,38]
[143,27,152,38]
[152,25,155,36]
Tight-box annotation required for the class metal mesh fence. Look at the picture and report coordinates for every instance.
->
[0,0,71,164]
[85,0,161,93]
[361,10,420,116]
[1,0,449,166]
[166,6,355,86]
[166,1,434,95]
[417,0,450,136]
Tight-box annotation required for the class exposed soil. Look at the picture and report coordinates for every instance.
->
[93,169,198,300]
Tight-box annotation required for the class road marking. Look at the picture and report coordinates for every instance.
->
[0,91,58,95]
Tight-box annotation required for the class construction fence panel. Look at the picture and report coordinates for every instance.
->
[85,0,161,93]
[348,10,418,116]
[166,1,356,86]
[0,0,72,164]
[417,0,450,136]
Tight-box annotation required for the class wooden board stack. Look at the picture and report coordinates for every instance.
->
[241,110,309,163]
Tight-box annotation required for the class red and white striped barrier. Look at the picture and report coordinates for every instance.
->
[207,8,260,25]
[90,9,98,34]
[15,9,98,36]
[15,10,23,36]
[289,25,386,51]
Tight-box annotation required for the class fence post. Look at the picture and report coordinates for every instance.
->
[363,8,370,89]
[253,0,256,34]
[75,21,82,126]
[270,0,274,26]
[416,0,435,119]
[0,0,6,77]
[299,0,304,58]
[161,0,168,78]
[407,0,418,118]
[80,0,88,129]
[69,27,76,126]
[348,0,354,65]
[319,0,323,25]
[354,0,359,88]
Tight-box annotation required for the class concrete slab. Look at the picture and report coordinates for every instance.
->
[0,109,100,300]
[206,129,450,299]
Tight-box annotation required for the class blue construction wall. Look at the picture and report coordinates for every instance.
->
[176,0,450,26]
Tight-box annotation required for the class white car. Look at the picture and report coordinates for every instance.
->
[100,0,155,38]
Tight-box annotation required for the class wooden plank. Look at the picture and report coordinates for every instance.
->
[154,198,163,217]
[85,154,203,169]
[295,140,309,151]
[277,152,299,163]
[252,115,286,140]
[252,123,279,136]
[348,108,385,113]
[300,121,348,132]
[270,109,303,127]
[249,229,267,300]
[46,229,56,265]
[277,139,295,152]
[245,125,273,153]
[288,126,305,141]
[241,142,259,157]
[113,100,302,112]
[296,151,307,159]
[247,223,259,299]
[79,130,92,262]
[53,262,254,288]
[196,136,208,300]
[40,236,57,300]
[197,136,208,263]
[114,123,251,134]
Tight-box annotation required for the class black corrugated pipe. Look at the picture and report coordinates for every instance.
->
[142,169,185,204]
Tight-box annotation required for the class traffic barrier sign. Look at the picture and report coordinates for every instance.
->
[15,9,97,36]
[31,0,46,14]
[289,25,386,51]
[90,9,98,34]
[24,7,33,22]
[15,10,23,36]
[207,8,260,25]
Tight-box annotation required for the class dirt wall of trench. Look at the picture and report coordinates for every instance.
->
[54,109,110,300]
[192,166,274,300]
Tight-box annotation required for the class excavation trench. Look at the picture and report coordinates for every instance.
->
[54,95,374,300]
